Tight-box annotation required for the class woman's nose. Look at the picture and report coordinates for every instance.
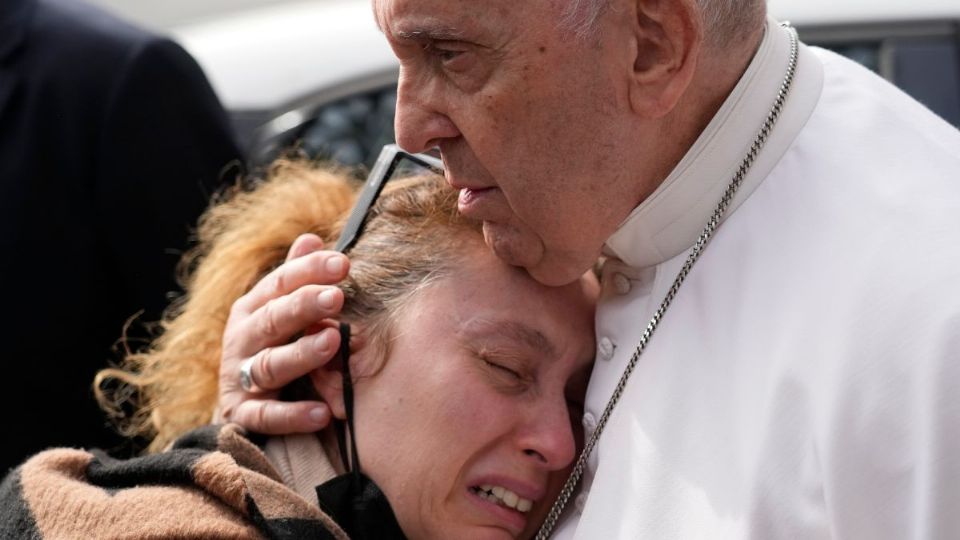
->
[518,401,578,471]
[393,70,461,153]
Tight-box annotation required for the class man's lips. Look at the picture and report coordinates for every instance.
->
[457,187,500,219]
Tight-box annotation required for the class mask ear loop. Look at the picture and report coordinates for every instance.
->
[337,322,362,489]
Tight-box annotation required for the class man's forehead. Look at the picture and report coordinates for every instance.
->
[374,0,453,28]
[372,0,515,36]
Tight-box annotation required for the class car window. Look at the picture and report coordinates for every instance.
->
[296,88,398,169]
[890,38,960,126]
[250,86,398,173]
[805,21,960,128]
[824,42,881,73]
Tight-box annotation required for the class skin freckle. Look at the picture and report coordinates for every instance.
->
[539,46,546,53]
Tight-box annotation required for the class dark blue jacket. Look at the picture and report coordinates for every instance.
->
[0,0,242,470]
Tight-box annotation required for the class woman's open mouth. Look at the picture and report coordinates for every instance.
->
[467,484,534,536]
[470,484,534,512]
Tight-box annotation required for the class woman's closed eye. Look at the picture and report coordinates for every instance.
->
[477,353,534,393]
[484,358,522,379]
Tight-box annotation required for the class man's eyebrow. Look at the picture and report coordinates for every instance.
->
[462,319,557,358]
[394,26,465,42]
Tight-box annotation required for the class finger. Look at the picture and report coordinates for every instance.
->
[232,400,332,435]
[247,327,341,391]
[235,285,344,354]
[286,234,326,262]
[234,251,350,315]
[303,319,337,336]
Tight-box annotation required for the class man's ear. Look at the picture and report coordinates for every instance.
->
[626,0,702,117]
[310,365,347,420]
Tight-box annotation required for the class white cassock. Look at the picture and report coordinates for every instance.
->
[555,17,960,540]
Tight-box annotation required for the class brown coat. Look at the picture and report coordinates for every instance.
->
[0,424,349,539]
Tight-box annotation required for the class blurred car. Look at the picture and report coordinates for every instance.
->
[775,0,960,130]
[171,0,398,168]
[172,0,960,170]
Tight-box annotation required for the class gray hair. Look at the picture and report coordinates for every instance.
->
[559,0,609,39]
[561,0,766,46]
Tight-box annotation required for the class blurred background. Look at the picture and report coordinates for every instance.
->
[90,0,960,171]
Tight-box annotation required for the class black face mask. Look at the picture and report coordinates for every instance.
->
[313,322,406,540]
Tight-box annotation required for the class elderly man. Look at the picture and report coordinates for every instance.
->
[218,0,960,537]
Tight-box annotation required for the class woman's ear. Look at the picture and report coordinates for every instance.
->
[625,0,702,117]
[310,366,347,420]
[308,327,375,420]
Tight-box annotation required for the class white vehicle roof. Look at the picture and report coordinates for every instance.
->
[768,0,960,27]
[171,0,397,111]
[173,0,960,111]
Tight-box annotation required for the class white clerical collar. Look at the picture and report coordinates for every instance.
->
[603,17,824,269]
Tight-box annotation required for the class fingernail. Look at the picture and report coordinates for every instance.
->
[318,289,339,309]
[309,406,328,425]
[325,255,345,274]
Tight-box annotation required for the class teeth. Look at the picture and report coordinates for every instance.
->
[475,484,534,513]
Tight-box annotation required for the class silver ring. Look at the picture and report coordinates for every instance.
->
[239,357,263,393]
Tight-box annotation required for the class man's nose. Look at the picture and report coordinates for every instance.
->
[518,400,578,471]
[393,69,461,154]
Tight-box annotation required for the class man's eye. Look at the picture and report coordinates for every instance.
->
[425,42,471,69]
[435,48,463,62]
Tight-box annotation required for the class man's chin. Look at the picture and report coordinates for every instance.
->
[481,222,584,286]
[524,263,585,287]
[482,222,539,268]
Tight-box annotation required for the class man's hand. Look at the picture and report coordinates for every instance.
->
[217,234,349,434]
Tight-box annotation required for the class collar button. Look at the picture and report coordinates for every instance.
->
[575,492,589,514]
[582,412,597,432]
[612,273,632,295]
[597,337,615,360]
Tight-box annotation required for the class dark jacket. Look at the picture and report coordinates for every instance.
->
[0,0,243,470]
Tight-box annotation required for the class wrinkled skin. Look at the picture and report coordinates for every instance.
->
[374,0,651,286]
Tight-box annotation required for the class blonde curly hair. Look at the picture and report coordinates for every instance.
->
[95,160,477,452]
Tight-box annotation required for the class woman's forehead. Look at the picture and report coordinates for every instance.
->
[408,259,597,362]
[456,317,556,356]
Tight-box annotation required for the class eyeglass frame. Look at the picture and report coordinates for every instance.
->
[334,144,444,253]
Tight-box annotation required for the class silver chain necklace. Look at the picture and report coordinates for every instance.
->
[535,25,799,539]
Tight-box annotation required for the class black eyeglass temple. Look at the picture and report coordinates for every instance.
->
[334,145,443,253]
